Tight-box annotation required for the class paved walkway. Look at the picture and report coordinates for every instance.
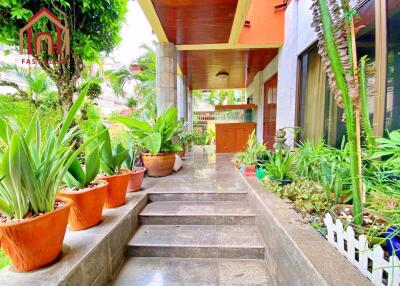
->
[111,150,273,286]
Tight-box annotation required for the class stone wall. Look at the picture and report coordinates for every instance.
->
[242,176,372,286]
[0,193,148,286]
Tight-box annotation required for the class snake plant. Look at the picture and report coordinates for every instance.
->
[311,0,376,225]
[96,123,129,175]
[0,85,92,219]
[65,146,101,189]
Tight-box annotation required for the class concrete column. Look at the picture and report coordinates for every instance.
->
[276,0,298,147]
[156,42,177,115]
[187,88,193,131]
[177,75,187,120]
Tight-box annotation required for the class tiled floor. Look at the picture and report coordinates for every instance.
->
[111,149,273,286]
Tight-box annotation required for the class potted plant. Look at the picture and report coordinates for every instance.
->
[117,107,182,177]
[177,133,190,158]
[124,140,146,192]
[96,124,130,208]
[0,86,91,271]
[58,146,108,231]
[264,149,295,185]
[241,131,266,176]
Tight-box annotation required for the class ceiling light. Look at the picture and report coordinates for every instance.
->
[216,71,229,80]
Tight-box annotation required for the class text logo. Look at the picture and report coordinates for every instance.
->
[19,7,69,57]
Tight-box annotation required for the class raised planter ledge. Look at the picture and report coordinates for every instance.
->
[0,192,148,286]
[240,175,372,286]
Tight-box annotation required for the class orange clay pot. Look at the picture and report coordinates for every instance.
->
[142,153,176,177]
[127,167,146,192]
[57,180,108,231]
[97,169,130,208]
[0,198,71,272]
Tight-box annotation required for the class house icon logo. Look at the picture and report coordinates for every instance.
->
[19,7,70,57]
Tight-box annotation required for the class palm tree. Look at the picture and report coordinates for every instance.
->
[106,43,156,119]
[0,64,53,106]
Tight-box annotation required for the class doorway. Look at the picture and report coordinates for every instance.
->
[263,74,277,149]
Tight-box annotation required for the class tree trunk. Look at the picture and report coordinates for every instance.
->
[57,82,75,118]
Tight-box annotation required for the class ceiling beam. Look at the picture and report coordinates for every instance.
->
[137,0,168,43]
[176,43,281,51]
[228,0,252,45]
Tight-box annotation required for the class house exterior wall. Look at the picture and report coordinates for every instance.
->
[247,0,318,146]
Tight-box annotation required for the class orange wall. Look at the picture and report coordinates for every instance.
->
[239,0,285,45]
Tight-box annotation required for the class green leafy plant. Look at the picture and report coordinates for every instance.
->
[123,140,143,170]
[117,107,182,155]
[0,85,92,219]
[96,124,129,175]
[239,131,267,167]
[311,0,374,224]
[64,146,101,189]
[264,149,295,181]
[372,130,400,175]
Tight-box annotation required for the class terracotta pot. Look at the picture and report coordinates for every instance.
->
[0,199,71,272]
[243,165,256,176]
[127,167,146,192]
[57,180,108,231]
[97,169,130,208]
[142,153,175,177]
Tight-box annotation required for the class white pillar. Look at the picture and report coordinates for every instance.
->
[156,42,177,115]
[177,75,187,120]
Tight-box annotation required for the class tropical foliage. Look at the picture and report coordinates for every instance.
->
[311,0,376,225]
[96,123,129,175]
[106,44,156,119]
[0,85,92,219]
[65,146,101,189]
[0,0,128,117]
[117,107,182,155]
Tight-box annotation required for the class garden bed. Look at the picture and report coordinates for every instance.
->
[0,192,147,286]
[240,173,371,286]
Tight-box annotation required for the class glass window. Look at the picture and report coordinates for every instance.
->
[298,47,328,143]
[357,0,376,126]
[385,0,400,131]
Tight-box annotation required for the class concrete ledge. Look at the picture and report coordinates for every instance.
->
[241,175,372,286]
[0,192,148,286]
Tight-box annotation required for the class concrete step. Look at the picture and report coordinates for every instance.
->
[139,201,255,225]
[127,225,265,259]
[111,257,273,286]
[147,192,248,202]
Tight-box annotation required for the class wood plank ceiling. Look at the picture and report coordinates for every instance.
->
[179,49,278,89]
[151,0,278,89]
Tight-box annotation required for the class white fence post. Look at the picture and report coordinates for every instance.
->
[324,213,400,286]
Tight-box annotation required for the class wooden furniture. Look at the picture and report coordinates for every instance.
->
[215,122,256,153]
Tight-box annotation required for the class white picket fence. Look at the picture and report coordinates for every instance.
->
[324,213,400,286]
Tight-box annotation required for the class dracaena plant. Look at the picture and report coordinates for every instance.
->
[96,123,129,175]
[117,107,182,155]
[241,131,266,167]
[311,0,376,225]
[64,146,101,189]
[0,85,92,220]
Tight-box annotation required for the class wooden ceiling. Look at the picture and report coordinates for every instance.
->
[179,49,278,89]
[151,0,238,45]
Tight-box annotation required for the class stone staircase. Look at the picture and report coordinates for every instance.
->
[112,154,273,285]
